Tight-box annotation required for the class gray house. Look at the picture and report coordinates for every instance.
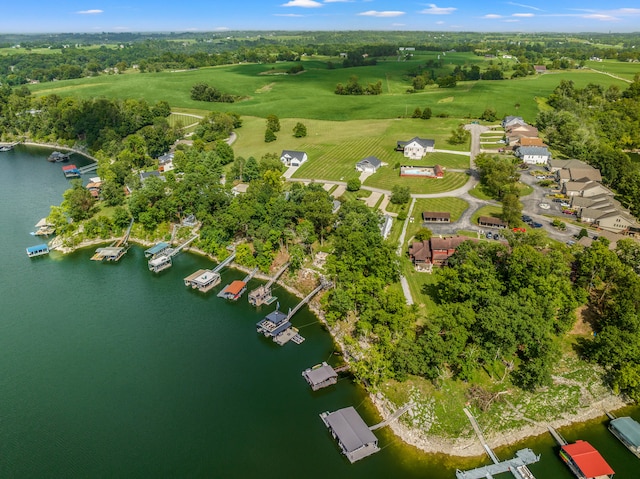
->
[280,150,308,167]
[356,156,382,173]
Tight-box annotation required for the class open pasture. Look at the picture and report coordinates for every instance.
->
[27,54,634,123]
[584,59,640,81]
[364,169,468,195]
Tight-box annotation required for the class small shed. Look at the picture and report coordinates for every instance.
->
[478,216,507,229]
[320,406,380,463]
[423,211,450,223]
[302,362,338,391]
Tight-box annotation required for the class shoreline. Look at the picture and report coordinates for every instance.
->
[15,140,98,162]
[51,235,632,459]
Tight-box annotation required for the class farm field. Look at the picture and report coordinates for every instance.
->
[27,56,635,123]
[584,59,640,81]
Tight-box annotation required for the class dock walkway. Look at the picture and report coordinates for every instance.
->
[548,425,568,446]
[369,402,413,431]
[456,408,540,479]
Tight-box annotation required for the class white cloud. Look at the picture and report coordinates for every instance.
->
[506,2,542,11]
[513,13,534,17]
[483,14,502,19]
[324,0,353,2]
[420,4,456,15]
[76,9,103,15]
[281,0,322,7]
[582,14,618,21]
[436,21,445,24]
[214,27,230,31]
[358,10,405,17]
[274,13,305,16]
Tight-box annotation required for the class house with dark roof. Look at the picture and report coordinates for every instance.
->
[355,156,382,173]
[158,152,174,172]
[478,216,507,229]
[422,211,450,223]
[280,150,308,167]
[396,137,435,160]
[514,146,551,165]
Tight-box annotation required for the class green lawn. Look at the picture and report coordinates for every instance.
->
[471,205,503,226]
[584,59,640,81]
[364,170,469,195]
[27,57,634,123]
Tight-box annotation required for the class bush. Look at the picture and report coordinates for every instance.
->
[264,128,276,143]
[390,185,411,205]
[346,178,361,191]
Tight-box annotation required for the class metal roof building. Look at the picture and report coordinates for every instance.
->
[610,416,640,457]
[302,362,338,391]
[560,440,614,479]
[320,406,379,463]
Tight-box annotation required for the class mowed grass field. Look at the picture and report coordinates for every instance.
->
[584,59,640,81]
[27,53,636,123]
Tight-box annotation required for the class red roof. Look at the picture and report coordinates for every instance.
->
[224,280,246,296]
[62,164,78,171]
[561,441,614,478]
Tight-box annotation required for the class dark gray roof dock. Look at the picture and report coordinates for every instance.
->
[320,407,379,463]
[302,362,338,391]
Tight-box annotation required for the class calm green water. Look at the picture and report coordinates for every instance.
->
[1,146,639,478]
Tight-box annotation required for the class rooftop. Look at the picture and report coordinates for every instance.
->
[322,406,378,454]
[561,440,614,478]
[610,416,640,448]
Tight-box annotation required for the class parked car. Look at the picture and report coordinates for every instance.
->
[532,222,543,228]
[536,175,546,179]
[539,203,551,209]
[521,215,532,223]
[562,210,576,215]
[513,227,526,232]
[493,233,500,240]
[560,202,571,207]
[486,232,493,239]
[566,240,576,246]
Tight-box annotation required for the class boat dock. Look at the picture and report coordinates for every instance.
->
[248,262,289,306]
[368,402,413,431]
[148,234,198,273]
[218,267,257,300]
[455,408,540,479]
[547,425,568,446]
[302,362,338,391]
[48,151,71,162]
[0,141,19,151]
[91,219,134,262]
[62,164,81,178]
[26,243,50,258]
[608,416,640,459]
[184,269,221,293]
[33,217,55,236]
[144,242,171,258]
[320,407,380,463]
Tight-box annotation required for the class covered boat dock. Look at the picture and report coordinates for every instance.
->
[609,416,640,458]
[302,362,338,391]
[320,406,380,463]
[26,243,49,258]
[144,242,171,258]
[559,440,614,479]
[91,246,127,262]
[184,269,221,293]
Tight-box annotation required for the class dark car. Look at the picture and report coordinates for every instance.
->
[493,233,500,240]
[521,215,532,223]
[532,222,543,228]
[486,232,493,239]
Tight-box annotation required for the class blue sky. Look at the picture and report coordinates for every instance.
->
[5,1,640,33]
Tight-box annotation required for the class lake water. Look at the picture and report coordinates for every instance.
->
[1,145,638,478]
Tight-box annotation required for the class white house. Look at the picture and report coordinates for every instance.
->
[280,150,308,167]
[515,146,551,165]
[396,137,435,160]
[356,156,382,173]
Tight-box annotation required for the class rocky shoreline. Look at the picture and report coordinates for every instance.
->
[52,235,632,459]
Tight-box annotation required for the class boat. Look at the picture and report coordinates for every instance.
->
[609,416,640,458]
[26,243,50,258]
[47,151,70,162]
[0,145,14,152]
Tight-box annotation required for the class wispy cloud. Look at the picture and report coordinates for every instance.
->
[506,2,542,11]
[581,14,618,21]
[483,14,502,19]
[324,0,353,2]
[513,13,535,17]
[274,13,305,16]
[281,0,322,7]
[214,27,230,31]
[358,10,405,17]
[420,4,456,15]
[436,21,445,24]
[76,9,103,15]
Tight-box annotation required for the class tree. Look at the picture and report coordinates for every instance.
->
[61,179,95,221]
[390,185,411,205]
[264,128,276,143]
[421,107,432,120]
[346,178,361,191]
[501,193,522,226]
[480,108,497,122]
[412,107,422,118]
[293,122,307,138]
[266,114,280,132]
[448,125,470,145]
[414,227,432,242]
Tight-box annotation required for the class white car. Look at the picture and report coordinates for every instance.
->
[539,203,551,209]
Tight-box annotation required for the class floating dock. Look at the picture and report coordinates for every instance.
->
[147,234,198,273]
[48,151,70,162]
[33,217,55,236]
[302,362,338,391]
[184,269,221,293]
[62,164,80,178]
[320,407,380,463]
[609,416,640,458]
[218,267,257,301]
[144,242,171,258]
[248,262,289,307]
[456,408,540,479]
[26,243,49,258]
[91,219,133,262]
[559,440,614,479]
